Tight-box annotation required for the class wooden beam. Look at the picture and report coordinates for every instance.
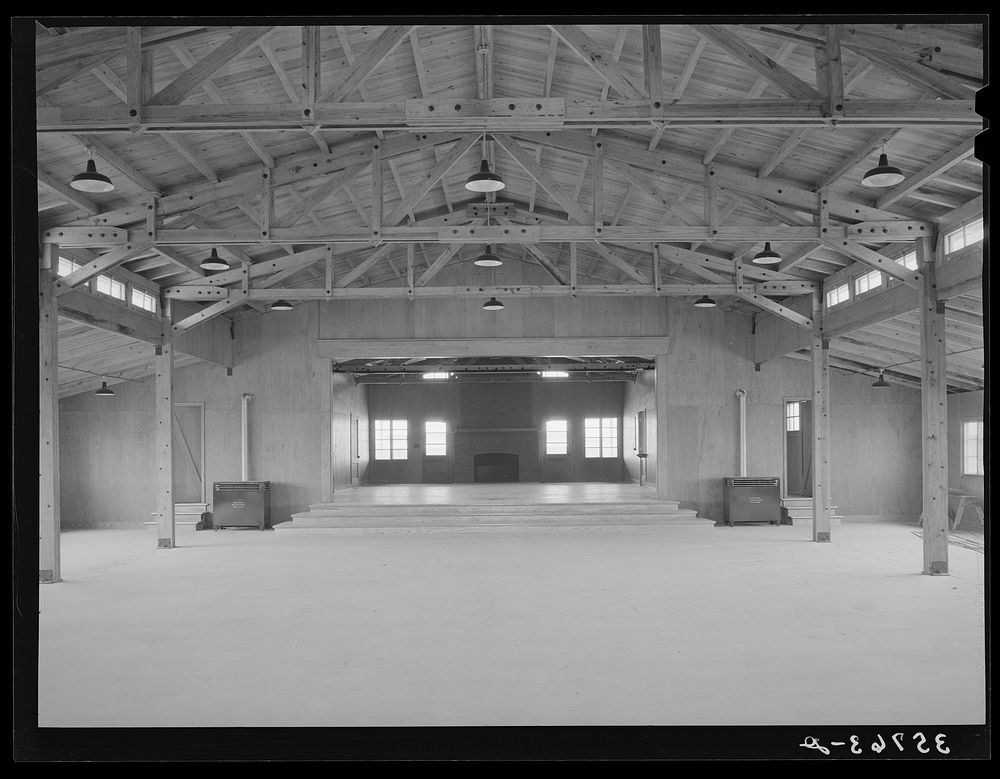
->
[371,140,383,243]
[172,293,248,333]
[810,292,832,542]
[549,25,646,101]
[777,241,823,273]
[271,159,371,229]
[301,25,321,108]
[642,25,663,106]
[384,134,479,226]
[593,134,605,232]
[53,243,151,296]
[590,242,650,285]
[36,167,100,215]
[36,49,118,96]
[39,263,61,582]
[258,40,301,103]
[155,323,175,548]
[735,289,813,328]
[336,244,394,288]
[917,237,949,574]
[147,26,274,106]
[74,135,161,196]
[159,134,220,183]
[316,336,671,360]
[857,47,972,100]
[691,26,821,100]
[319,25,415,103]
[416,236,477,286]
[820,239,922,288]
[757,128,810,179]
[125,27,142,124]
[875,136,978,210]
[813,128,899,190]
[821,25,845,116]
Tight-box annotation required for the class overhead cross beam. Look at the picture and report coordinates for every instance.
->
[549,25,647,101]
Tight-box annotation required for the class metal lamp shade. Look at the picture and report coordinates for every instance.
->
[752,242,782,264]
[473,246,503,267]
[200,248,230,271]
[94,381,115,397]
[465,160,505,192]
[861,153,905,187]
[693,295,717,308]
[482,296,505,311]
[70,159,115,193]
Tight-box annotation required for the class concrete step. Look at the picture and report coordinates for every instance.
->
[301,500,681,516]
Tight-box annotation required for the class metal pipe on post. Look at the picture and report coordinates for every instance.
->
[736,388,747,477]
[241,393,253,482]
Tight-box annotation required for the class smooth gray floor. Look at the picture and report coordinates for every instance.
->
[38,521,986,727]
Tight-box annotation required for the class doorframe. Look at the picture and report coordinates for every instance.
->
[172,401,206,507]
[782,396,810,499]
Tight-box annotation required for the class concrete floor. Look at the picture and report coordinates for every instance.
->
[38,520,986,728]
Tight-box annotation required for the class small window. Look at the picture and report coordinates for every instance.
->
[962,419,984,476]
[374,419,408,460]
[825,283,850,308]
[56,256,82,277]
[424,420,447,456]
[895,250,918,270]
[945,217,984,255]
[785,401,801,432]
[539,371,569,378]
[95,274,125,301]
[585,417,618,458]
[854,269,882,296]
[545,419,568,455]
[131,287,158,313]
[422,372,450,380]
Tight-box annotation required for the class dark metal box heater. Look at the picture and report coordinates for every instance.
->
[723,477,781,526]
[213,481,271,530]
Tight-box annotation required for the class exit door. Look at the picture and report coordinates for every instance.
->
[784,399,813,497]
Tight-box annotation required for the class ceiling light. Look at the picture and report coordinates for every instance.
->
[70,158,115,193]
[861,152,905,188]
[482,296,504,311]
[473,245,503,267]
[94,381,115,397]
[693,295,717,308]
[200,248,230,271]
[871,371,891,388]
[465,159,505,192]
[752,242,781,264]
[270,300,293,311]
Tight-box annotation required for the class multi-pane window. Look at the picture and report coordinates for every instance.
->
[785,401,801,432]
[424,420,447,456]
[585,417,618,458]
[896,250,918,270]
[825,283,849,308]
[95,274,126,301]
[545,419,568,455]
[945,217,984,255]
[56,256,82,277]
[374,419,408,460]
[854,269,883,296]
[962,419,984,476]
[131,287,158,313]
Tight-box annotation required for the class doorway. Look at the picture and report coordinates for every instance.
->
[172,402,205,506]
[783,399,812,497]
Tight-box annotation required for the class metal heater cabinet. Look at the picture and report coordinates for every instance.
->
[213,481,271,530]
[723,477,781,526]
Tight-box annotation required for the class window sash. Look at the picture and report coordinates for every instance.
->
[424,421,447,456]
[962,420,984,476]
[585,417,618,458]
[374,420,408,460]
[546,419,568,455]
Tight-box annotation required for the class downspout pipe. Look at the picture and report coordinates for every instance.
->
[241,393,253,482]
[736,388,747,477]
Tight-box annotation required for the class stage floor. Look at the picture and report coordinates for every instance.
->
[315,482,664,506]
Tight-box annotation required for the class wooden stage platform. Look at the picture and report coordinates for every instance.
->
[275,483,715,533]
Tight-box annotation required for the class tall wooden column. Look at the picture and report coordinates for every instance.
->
[654,353,670,500]
[155,314,175,548]
[810,292,832,542]
[39,248,61,582]
[918,236,949,574]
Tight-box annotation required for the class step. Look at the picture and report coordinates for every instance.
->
[301,500,681,516]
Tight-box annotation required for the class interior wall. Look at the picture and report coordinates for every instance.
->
[947,389,985,504]
[58,302,366,528]
[366,379,625,483]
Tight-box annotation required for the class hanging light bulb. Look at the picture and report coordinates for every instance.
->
[861,150,905,187]
[752,242,782,264]
[693,295,717,308]
[200,248,230,271]
[465,133,505,192]
[70,155,115,193]
[473,245,503,267]
[482,296,504,311]
[270,300,293,311]
[94,380,115,397]
[871,371,891,388]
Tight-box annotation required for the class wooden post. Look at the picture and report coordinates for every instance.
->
[155,311,175,548]
[371,140,382,244]
[811,291,832,542]
[654,353,669,500]
[39,247,61,582]
[593,134,604,237]
[918,236,949,574]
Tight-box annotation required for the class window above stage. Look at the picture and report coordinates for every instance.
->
[585,417,618,458]
[424,420,447,456]
[374,419,408,460]
[545,419,568,455]
[825,282,849,309]
[945,217,984,255]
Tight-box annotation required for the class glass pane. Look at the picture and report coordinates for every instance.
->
[965,218,984,245]
[585,447,601,458]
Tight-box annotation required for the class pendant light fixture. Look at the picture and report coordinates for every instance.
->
[752,242,782,264]
[200,248,230,271]
[70,154,115,193]
[871,371,891,388]
[94,380,115,397]
[270,300,293,311]
[861,148,905,188]
[693,295,717,308]
[465,131,505,192]
[482,296,504,311]
[474,245,503,267]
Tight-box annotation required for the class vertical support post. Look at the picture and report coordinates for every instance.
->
[260,167,272,242]
[145,197,157,242]
[371,140,383,244]
[643,24,663,108]
[569,242,578,297]
[325,242,334,296]
[810,291,832,542]
[39,246,61,583]
[155,311,175,549]
[917,236,949,574]
[654,353,670,501]
[301,25,320,109]
[652,243,662,294]
[593,134,604,237]
[125,27,142,127]
[824,25,845,117]
[705,166,718,239]
[406,243,415,299]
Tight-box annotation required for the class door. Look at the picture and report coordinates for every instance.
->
[172,403,204,505]
[350,414,361,487]
[331,411,352,493]
[784,399,813,497]
[422,419,451,483]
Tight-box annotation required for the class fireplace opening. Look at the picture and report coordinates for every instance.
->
[474,453,519,483]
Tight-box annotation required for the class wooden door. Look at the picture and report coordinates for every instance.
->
[172,403,204,504]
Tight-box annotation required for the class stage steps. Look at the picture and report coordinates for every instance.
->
[781,497,843,526]
[275,498,714,533]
